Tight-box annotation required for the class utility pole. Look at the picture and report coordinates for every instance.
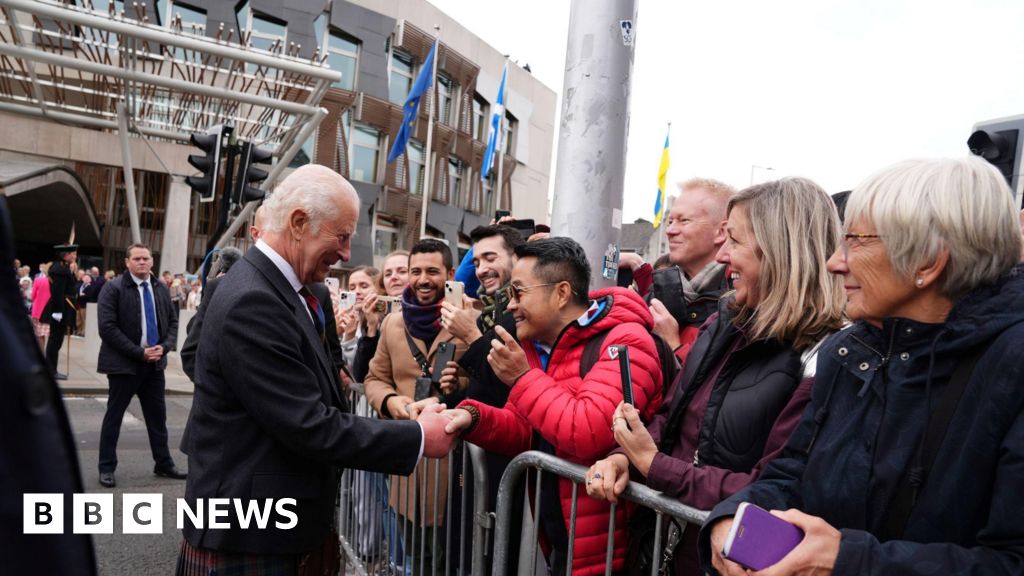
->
[549,0,637,288]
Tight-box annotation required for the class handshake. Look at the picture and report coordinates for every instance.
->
[395,397,476,459]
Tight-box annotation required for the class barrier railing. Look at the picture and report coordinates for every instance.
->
[338,386,709,576]
[491,451,709,576]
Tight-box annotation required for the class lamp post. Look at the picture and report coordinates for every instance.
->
[749,164,775,185]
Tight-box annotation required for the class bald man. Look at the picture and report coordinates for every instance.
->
[178,166,455,572]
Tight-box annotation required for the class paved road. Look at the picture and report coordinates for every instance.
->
[66,394,192,576]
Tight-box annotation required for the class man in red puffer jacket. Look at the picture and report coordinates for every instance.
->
[444,237,663,576]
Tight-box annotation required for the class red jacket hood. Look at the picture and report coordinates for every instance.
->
[557,286,653,349]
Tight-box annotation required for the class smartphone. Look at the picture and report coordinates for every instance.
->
[722,503,804,571]
[374,295,401,314]
[444,281,465,309]
[432,341,456,384]
[337,290,357,311]
[611,344,634,405]
[414,376,434,402]
[508,218,536,239]
[650,267,689,327]
[494,209,510,221]
[324,277,340,297]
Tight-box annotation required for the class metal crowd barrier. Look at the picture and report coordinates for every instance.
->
[338,384,493,576]
[338,385,709,576]
[491,451,710,576]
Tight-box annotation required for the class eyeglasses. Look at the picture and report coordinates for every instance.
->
[840,233,883,259]
[505,282,559,302]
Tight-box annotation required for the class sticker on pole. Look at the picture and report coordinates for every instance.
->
[620,20,634,46]
[602,243,619,280]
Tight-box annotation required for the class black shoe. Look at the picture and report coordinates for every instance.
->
[54,372,68,381]
[154,465,187,480]
[99,472,116,488]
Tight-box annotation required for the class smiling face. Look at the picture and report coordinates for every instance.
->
[826,219,917,326]
[506,256,564,345]
[293,197,358,284]
[665,189,727,277]
[473,235,515,295]
[381,254,410,297]
[408,251,449,305]
[347,270,376,306]
[715,204,763,308]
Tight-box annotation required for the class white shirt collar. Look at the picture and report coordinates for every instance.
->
[255,239,303,293]
[130,273,150,286]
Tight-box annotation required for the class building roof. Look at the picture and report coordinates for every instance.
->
[621,218,655,253]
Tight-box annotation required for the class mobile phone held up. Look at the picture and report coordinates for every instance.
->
[337,291,357,311]
[444,281,464,309]
[722,503,804,571]
[610,344,634,405]
[432,341,456,385]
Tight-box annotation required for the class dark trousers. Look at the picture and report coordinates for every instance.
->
[44,322,65,373]
[98,364,175,473]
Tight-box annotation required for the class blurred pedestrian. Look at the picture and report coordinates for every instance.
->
[43,243,78,379]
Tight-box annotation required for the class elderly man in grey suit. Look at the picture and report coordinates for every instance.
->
[178,165,455,575]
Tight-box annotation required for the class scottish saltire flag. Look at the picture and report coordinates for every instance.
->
[387,40,438,163]
[652,128,671,228]
[480,64,508,180]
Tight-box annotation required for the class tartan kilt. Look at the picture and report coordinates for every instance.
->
[175,539,298,576]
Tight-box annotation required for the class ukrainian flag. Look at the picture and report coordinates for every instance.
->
[652,127,670,228]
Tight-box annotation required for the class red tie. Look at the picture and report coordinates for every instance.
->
[298,287,325,343]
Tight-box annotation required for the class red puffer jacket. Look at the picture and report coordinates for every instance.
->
[461,286,663,575]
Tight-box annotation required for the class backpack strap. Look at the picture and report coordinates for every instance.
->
[580,328,612,378]
[879,346,983,540]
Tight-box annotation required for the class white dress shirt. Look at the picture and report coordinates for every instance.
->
[130,273,157,347]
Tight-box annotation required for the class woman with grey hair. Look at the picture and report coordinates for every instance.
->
[703,156,1024,575]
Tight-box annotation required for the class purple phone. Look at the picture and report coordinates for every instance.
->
[721,503,804,571]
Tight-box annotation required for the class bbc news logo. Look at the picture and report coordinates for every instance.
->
[24,494,298,534]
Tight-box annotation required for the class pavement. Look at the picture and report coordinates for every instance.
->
[57,334,195,397]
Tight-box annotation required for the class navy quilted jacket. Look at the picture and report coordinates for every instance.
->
[699,265,1024,575]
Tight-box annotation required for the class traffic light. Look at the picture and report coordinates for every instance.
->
[232,141,273,207]
[185,125,231,202]
[968,115,1024,206]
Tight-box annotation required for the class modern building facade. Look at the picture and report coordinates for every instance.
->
[0,0,556,272]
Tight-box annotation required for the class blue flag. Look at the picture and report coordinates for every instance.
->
[480,64,507,180]
[387,40,438,163]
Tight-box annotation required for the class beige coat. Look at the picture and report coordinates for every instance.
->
[364,311,468,526]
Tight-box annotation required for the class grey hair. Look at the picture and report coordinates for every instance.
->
[260,165,357,235]
[209,247,243,277]
[845,156,1022,298]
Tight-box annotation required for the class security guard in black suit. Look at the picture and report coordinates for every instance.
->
[42,242,78,380]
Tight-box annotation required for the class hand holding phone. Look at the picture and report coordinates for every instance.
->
[610,344,634,405]
[444,281,465,309]
[337,291,357,311]
[722,503,804,571]
[432,342,456,386]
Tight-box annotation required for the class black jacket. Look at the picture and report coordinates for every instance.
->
[96,271,178,375]
[42,261,76,326]
[182,246,421,555]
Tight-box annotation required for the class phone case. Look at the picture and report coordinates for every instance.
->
[611,344,634,405]
[432,342,455,383]
[722,503,804,571]
[445,281,464,309]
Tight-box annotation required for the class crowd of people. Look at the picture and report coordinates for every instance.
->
[14,153,1024,575]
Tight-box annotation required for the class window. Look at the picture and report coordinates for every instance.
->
[237,2,287,72]
[504,113,518,157]
[472,95,488,141]
[389,51,414,104]
[407,140,425,195]
[290,135,314,168]
[326,30,359,91]
[482,173,496,217]
[448,158,464,206]
[437,75,454,125]
[162,1,206,34]
[374,222,399,260]
[350,125,381,183]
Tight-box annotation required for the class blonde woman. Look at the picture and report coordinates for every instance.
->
[587,177,846,574]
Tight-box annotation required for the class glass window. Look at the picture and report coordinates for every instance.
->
[482,173,495,217]
[374,226,399,259]
[326,30,359,91]
[237,2,287,73]
[167,2,206,34]
[504,113,517,157]
[472,95,487,141]
[437,75,454,125]
[290,135,314,168]
[351,125,380,183]
[408,140,425,195]
[448,158,464,207]
[389,51,414,104]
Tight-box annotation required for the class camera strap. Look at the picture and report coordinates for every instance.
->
[403,329,431,376]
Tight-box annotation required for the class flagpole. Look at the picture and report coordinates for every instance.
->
[418,29,441,239]
[495,58,509,211]
[658,121,671,256]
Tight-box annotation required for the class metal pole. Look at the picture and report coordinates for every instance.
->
[117,102,143,244]
[418,32,441,239]
[549,0,638,289]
